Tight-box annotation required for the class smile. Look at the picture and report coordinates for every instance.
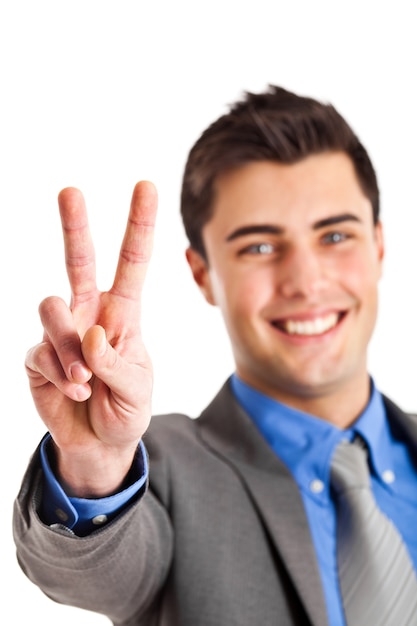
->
[273,312,342,336]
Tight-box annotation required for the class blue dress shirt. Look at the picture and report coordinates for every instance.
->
[230,374,417,626]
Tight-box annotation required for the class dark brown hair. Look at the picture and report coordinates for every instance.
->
[180,85,379,259]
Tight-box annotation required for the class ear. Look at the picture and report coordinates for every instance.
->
[375,221,385,274]
[185,247,216,306]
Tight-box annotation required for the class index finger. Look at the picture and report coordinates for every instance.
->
[58,187,97,306]
[111,180,157,301]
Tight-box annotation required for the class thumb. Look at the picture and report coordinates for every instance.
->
[81,325,138,402]
[82,324,108,361]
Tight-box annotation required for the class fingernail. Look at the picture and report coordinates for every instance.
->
[69,361,90,383]
[74,384,91,402]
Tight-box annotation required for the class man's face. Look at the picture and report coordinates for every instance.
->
[186,152,384,412]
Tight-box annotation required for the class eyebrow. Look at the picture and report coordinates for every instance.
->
[313,213,361,229]
[225,213,362,242]
[226,224,283,241]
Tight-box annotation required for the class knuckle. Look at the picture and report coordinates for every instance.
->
[120,248,150,265]
[38,296,65,321]
[57,337,79,355]
[25,341,53,377]
[33,342,53,369]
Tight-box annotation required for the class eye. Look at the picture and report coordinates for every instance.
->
[321,231,350,245]
[239,242,275,255]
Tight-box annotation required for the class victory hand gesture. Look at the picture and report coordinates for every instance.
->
[25,182,157,497]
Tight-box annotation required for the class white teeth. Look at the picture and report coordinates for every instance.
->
[283,313,339,336]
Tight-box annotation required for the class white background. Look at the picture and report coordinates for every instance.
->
[1,1,416,623]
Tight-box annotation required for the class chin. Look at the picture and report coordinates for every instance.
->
[252,360,349,398]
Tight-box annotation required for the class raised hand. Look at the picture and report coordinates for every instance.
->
[25,182,157,497]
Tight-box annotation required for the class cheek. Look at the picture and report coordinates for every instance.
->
[213,269,274,319]
[336,253,381,305]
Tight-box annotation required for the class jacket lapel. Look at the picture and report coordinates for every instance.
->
[383,395,417,448]
[197,380,329,626]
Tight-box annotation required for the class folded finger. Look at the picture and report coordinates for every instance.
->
[39,296,92,383]
[25,341,92,402]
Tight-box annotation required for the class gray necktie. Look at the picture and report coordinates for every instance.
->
[330,439,417,625]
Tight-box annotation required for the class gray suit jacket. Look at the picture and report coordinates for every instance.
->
[13,380,417,626]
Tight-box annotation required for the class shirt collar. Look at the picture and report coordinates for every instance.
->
[353,388,394,488]
[230,374,391,501]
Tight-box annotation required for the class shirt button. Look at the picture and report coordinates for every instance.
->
[55,508,69,522]
[382,470,395,484]
[92,514,108,525]
[310,479,324,494]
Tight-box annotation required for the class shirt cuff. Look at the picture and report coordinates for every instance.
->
[39,434,148,535]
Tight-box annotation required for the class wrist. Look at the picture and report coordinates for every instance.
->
[49,438,141,498]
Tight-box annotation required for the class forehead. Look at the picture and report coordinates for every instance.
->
[208,152,372,234]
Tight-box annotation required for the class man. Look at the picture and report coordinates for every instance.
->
[13,86,417,625]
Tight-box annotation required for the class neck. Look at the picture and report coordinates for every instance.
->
[237,372,372,429]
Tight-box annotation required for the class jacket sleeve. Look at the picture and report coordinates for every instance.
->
[12,440,173,625]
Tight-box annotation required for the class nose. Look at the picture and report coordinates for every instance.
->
[278,245,327,299]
